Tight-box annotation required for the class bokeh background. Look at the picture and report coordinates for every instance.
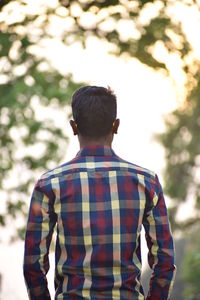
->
[0,0,200,299]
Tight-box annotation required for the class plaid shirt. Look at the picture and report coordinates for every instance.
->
[24,145,176,300]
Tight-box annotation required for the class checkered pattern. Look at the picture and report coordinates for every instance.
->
[24,146,176,300]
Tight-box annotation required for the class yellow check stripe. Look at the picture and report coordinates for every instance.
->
[80,172,92,298]
[109,171,121,298]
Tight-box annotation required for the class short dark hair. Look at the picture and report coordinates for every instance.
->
[71,85,117,138]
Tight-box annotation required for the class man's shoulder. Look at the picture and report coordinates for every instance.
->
[38,156,79,182]
[38,154,157,184]
[115,155,157,180]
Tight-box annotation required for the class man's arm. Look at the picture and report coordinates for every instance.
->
[143,175,176,300]
[23,178,56,300]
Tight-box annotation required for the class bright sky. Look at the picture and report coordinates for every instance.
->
[61,38,177,171]
[1,0,200,299]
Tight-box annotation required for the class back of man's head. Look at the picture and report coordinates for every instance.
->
[71,86,117,138]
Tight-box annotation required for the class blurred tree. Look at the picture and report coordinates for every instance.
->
[60,0,191,70]
[158,67,200,230]
[0,0,198,240]
[181,226,200,300]
[158,62,200,300]
[0,1,84,239]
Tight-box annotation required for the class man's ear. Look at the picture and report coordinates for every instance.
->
[70,120,78,135]
[112,119,120,134]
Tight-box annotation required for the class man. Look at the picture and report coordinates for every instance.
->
[24,86,176,299]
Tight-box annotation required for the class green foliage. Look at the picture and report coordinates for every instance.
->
[60,0,191,70]
[0,2,84,239]
[181,229,200,300]
[158,69,200,229]
[154,9,200,297]
[0,0,10,10]
[158,66,200,298]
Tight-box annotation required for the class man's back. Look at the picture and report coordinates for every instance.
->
[24,145,176,299]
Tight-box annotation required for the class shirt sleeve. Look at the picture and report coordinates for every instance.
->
[143,175,176,300]
[23,178,57,300]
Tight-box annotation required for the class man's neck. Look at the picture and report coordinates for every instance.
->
[79,135,113,149]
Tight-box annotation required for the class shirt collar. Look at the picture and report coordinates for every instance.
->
[76,145,116,157]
